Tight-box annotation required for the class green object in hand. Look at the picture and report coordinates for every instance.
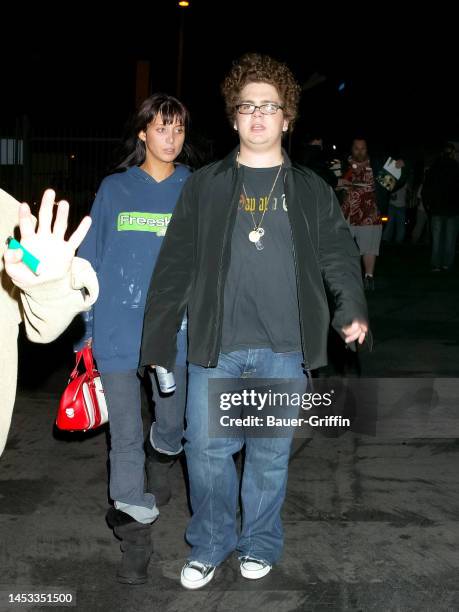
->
[6,237,41,275]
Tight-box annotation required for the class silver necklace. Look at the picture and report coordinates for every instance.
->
[237,151,284,250]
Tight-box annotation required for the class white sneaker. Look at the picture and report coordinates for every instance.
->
[180,560,216,590]
[239,556,272,580]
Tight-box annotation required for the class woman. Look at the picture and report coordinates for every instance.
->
[77,94,191,584]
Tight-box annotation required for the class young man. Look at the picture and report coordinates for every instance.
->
[140,53,369,589]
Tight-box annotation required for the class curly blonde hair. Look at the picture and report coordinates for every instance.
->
[221,53,301,131]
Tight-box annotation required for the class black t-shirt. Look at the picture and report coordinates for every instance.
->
[220,163,302,353]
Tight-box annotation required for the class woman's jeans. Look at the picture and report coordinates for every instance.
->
[184,348,307,566]
[101,329,187,523]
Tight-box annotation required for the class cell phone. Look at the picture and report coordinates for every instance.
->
[6,237,41,275]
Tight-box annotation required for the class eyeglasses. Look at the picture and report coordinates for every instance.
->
[236,103,284,115]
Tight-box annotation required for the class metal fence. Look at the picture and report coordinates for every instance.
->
[0,116,120,231]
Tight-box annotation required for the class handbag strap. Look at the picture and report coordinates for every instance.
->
[69,351,84,380]
[70,346,97,380]
[81,346,96,375]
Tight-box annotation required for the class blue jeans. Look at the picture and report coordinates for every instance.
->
[383,204,406,243]
[431,215,459,268]
[184,348,307,566]
[149,364,187,455]
[149,317,188,454]
[100,326,187,523]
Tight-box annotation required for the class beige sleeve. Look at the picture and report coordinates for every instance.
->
[0,190,21,456]
[0,189,22,328]
[17,257,99,344]
[0,323,19,456]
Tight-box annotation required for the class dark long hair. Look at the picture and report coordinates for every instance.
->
[112,93,191,172]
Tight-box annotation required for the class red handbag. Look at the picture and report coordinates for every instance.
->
[57,346,109,431]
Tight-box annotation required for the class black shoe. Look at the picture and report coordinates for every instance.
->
[106,507,153,585]
[364,275,375,291]
[144,437,179,507]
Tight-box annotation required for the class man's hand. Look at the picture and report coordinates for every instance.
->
[395,159,405,169]
[3,189,92,287]
[342,320,368,345]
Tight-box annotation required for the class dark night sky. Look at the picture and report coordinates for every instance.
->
[2,3,458,159]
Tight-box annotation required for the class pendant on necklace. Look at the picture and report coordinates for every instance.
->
[249,227,265,243]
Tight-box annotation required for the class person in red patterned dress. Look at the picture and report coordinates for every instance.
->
[339,138,383,290]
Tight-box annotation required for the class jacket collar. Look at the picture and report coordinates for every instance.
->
[215,146,292,175]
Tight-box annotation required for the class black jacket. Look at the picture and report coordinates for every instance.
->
[140,148,370,372]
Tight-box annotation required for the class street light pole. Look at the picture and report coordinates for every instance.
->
[176,1,189,98]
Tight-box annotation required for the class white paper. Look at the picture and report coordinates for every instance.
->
[383,157,402,180]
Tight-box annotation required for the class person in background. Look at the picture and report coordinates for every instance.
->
[422,143,459,271]
[340,138,405,290]
[76,94,191,585]
[1,188,98,457]
[383,181,408,244]
[411,165,430,245]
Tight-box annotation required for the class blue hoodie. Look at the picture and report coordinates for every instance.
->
[77,164,190,373]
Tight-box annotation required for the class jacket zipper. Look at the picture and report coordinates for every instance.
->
[286,175,310,370]
[208,175,241,366]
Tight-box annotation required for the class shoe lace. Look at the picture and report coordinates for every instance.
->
[187,561,211,574]
[240,556,267,567]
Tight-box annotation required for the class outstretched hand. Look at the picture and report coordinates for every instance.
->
[3,189,91,287]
